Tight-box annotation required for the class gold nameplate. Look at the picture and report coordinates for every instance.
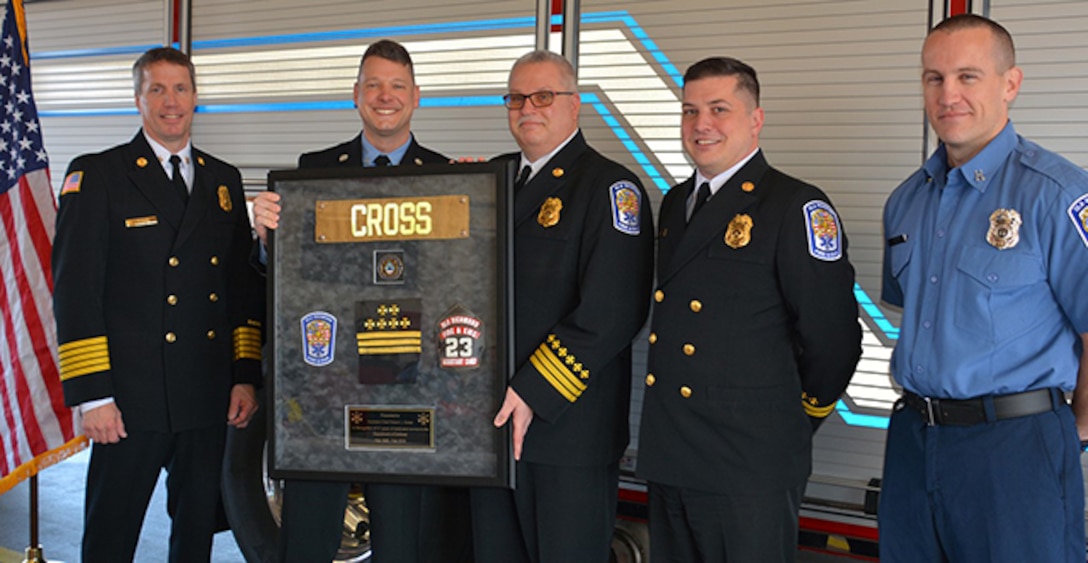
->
[124,215,158,228]
[314,195,470,243]
[345,405,435,450]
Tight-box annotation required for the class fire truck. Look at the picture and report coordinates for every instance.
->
[23,0,1088,560]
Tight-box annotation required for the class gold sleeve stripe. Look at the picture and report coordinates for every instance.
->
[530,343,587,402]
[58,336,111,381]
[356,338,421,347]
[536,345,586,393]
[529,352,577,402]
[58,336,108,356]
[359,345,423,355]
[357,331,423,340]
[233,327,262,361]
[803,400,837,418]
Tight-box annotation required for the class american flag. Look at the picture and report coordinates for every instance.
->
[0,0,85,496]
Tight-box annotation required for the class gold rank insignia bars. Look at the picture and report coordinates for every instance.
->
[529,333,589,403]
[356,299,423,384]
[233,321,263,361]
[57,335,111,381]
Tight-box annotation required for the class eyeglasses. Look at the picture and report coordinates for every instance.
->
[502,90,575,109]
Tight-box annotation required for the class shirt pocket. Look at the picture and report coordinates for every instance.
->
[888,238,913,279]
[954,246,1048,343]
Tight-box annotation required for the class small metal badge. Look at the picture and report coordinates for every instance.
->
[136,157,148,168]
[437,304,485,369]
[987,208,1021,250]
[724,214,753,249]
[197,156,205,166]
[552,167,564,178]
[539,197,563,228]
[338,153,349,162]
[217,185,233,213]
[373,250,406,285]
[301,311,337,367]
[803,200,843,261]
[609,181,641,235]
[741,181,755,193]
[414,158,423,166]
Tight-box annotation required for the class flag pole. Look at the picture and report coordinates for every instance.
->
[23,474,44,563]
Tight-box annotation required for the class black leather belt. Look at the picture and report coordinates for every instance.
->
[901,388,1064,426]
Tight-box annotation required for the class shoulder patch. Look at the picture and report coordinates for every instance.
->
[1067,193,1088,249]
[60,171,83,195]
[803,200,842,261]
[609,181,641,235]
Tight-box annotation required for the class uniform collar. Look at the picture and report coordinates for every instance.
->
[923,121,1018,193]
[361,133,413,167]
[519,129,579,183]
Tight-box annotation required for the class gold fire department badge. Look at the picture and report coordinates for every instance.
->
[724,214,753,249]
[987,208,1021,250]
[539,197,563,228]
[217,185,233,213]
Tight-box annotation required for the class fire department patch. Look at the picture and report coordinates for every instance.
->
[373,250,406,285]
[301,311,337,367]
[803,200,842,261]
[437,304,484,369]
[1068,194,1088,249]
[609,181,641,235]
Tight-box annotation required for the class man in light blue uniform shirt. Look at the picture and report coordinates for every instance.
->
[879,14,1088,563]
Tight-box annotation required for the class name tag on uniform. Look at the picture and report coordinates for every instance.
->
[313,195,470,244]
[124,215,158,228]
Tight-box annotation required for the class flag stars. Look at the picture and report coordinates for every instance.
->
[34,149,45,162]
[15,90,28,105]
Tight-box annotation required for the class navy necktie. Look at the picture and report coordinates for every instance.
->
[373,155,391,167]
[169,154,188,203]
[514,165,531,191]
[688,181,711,223]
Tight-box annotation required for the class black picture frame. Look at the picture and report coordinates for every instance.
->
[266,161,515,488]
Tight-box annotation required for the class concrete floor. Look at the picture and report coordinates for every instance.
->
[0,448,244,563]
[0,449,852,563]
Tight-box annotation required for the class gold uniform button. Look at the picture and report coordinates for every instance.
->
[680,386,692,398]
[209,293,219,302]
[168,256,179,267]
[654,290,664,303]
[683,343,695,356]
[166,295,178,306]
[645,373,656,387]
[207,330,216,340]
[690,300,702,313]
[210,256,219,266]
[165,332,176,343]
[648,332,657,344]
